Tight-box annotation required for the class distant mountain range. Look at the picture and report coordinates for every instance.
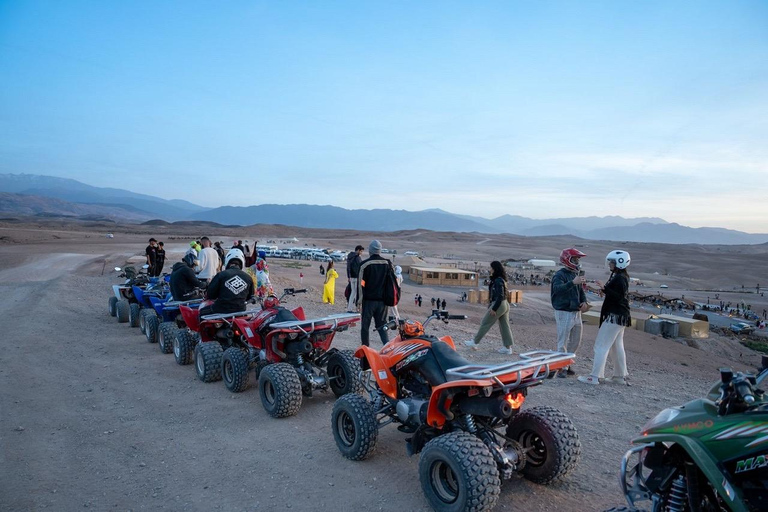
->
[1,173,767,245]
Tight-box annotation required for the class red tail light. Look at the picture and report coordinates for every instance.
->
[505,392,525,410]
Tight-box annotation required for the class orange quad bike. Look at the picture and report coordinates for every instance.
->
[331,310,581,512]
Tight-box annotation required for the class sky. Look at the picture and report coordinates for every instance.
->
[1,1,767,232]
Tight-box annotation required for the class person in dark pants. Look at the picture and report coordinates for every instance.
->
[358,240,391,346]
[154,241,166,276]
[417,295,423,307]
[441,298,447,310]
[145,238,158,276]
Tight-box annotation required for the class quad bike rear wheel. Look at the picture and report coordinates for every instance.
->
[139,309,149,334]
[331,393,378,461]
[194,342,223,382]
[145,315,160,343]
[116,300,130,323]
[129,303,141,328]
[222,347,250,393]
[327,349,363,397]
[259,363,302,418]
[173,329,197,365]
[157,321,176,353]
[505,405,581,484]
[418,432,500,512]
[108,296,118,317]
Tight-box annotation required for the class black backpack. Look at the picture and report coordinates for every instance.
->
[383,262,401,307]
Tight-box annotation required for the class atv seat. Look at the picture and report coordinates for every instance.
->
[410,341,474,387]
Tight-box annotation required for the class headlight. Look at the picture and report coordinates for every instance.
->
[642,408,680,434]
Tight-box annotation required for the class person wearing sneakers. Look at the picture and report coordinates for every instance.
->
[464,261,515,354]
[578,250,632,386]
[357,240,392,346]
[551,248,589,377]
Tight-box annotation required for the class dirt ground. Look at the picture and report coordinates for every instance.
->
[1,221,765,512]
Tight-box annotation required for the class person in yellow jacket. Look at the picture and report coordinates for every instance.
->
[322,260,339,305]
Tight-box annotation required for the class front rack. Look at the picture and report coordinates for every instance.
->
[444,350,575,389]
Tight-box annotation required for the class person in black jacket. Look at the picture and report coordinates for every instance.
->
[346,245,364,313]
[357,240,391,346]
[200,249,254,316]
[579,250,632,386]
[170,253,203,301]
[464,261,515,354]
[154,242,166,277]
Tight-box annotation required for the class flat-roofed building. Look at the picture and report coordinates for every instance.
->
[409,266,478,286]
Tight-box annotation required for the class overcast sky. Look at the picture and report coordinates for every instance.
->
[1,1,766,232]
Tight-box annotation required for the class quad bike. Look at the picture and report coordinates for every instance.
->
[132,279,169,332]
[145,294,204,353]
[109,265,164,325]
[178,288,362,418]
[606,355,768,512]
[331,310,581,512]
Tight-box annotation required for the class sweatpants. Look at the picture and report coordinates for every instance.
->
[554,310,582,353]
[361,299,389,346]
[347,278,359,312]
[473,300,514,348]
[588,319,627,379]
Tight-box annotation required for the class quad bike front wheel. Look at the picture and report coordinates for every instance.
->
[139,309,149,334]
[418,431,500,512]
[505,405,581,484]
[331,393,378,461]
[259,363,302,418]
[108,296,118,317]
[145,314,159,343]
[116,300,130,323]
[157,321,176,353]
[128,303,141,328]
[222,347,250,393]
[194,342,223,383]
[174,329,197,365]
[327,349,363,397]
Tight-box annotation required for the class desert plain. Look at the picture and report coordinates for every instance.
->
[1,218,767,512]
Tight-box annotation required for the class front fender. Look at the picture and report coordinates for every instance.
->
[355,345,398,399]
[632,434,747,511]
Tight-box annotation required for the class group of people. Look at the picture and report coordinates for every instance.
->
[144,238,166,277]
[430,297,448,310]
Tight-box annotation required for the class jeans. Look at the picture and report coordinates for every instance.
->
[347,278,359,311]
[361,299,389,346]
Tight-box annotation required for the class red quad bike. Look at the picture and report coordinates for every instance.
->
[331,310,581,512]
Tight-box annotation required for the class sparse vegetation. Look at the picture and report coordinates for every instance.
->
[741,339,768,354]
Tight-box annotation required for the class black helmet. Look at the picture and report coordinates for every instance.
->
[183,253,196,267]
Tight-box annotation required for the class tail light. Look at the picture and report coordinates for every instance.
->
[505,392,525,410]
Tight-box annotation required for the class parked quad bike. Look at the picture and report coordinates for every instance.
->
[179,288,363,417]
[606,355,768,512]
[331,310,580,512]
[108,265,164,326]
[132,278,169,333]
[145,295,204,353]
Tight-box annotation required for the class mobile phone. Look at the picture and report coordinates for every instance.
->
[578,270,585,276]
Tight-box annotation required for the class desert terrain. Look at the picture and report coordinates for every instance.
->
[1,218,766,512]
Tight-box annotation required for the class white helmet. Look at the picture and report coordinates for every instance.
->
[224,248,246,269]
[606,250,630,269]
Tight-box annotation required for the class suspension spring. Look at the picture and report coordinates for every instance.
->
[465,414,477,434]
[296,354,304,366]
[666,475,687,512]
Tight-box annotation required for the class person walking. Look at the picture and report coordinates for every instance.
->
[145,238,158,276]
[346,245,364,313]
[196,237,220,282]
[579,250,632,386]
[154,241,166,277]
[551,248,588,378]
[358,240,391,346]
[463,261,515,354]
[322,260,339,305]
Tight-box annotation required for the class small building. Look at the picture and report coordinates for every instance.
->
[528,259,557,268]
[409,266,478,287]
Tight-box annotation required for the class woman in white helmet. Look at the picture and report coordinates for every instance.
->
[578,250,632,386]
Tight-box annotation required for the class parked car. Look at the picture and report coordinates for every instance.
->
[659,284,669,289]
[730,322,755,334]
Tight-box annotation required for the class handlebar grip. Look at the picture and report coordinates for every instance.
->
[294,289,307,293]
[447,315,467,320]
[736,382,755,404]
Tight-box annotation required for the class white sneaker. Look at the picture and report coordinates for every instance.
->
[462,340,479,350]
[605,376,630,386]
[496,347,514,355]
[577,375,600,385]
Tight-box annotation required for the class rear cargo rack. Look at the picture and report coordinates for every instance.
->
[445,350,575,389]
[269,313,360,334]
[200,310,257,321]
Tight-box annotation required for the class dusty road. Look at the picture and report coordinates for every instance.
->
[0,235,764,511]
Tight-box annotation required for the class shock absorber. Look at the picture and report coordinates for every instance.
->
[464,414,477,434]
[666,475,688,512]
[296,354,304,366]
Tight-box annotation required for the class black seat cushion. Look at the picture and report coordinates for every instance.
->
[431,341,472,376]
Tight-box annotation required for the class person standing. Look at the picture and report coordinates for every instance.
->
[154,241,166,276]
[441,298,447,310]
[418,295,422,307]
[358,240,391,346]
[579,250,632,386]
[551,248,588,378]
[431,297,436,308]
[145,238,158,276]
[391,265,404,317]
[346,245,364,313]
[463,261,515,354]
[246,250,273,300]
[213,241,226,263]
[323,260,339,305]
[196,237,220,282]
[299,272,304,284]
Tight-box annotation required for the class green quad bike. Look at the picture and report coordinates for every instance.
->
[607,355,767,512]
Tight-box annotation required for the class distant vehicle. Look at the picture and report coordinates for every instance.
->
[106,233,114,238]
[381,248,390,254]
[404,251,419,256]
[659,284,669,289]
[730,322,755,334]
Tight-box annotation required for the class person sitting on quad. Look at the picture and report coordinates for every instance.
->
[170,253,204,301]
[199,248,254,317]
